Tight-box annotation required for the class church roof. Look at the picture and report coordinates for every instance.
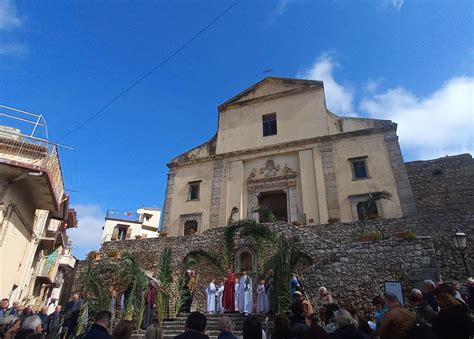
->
[218,77,323,110]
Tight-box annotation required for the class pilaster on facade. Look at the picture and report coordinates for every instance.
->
[161,170,176,233]
[384,131,417,215]
[320,141,341,220]
[209,159,224,228]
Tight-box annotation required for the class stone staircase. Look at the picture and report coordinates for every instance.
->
[132,313,271,339]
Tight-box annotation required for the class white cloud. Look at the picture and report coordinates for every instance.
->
[364,78,382,93]
[360,77,474,160]
[267,0,294,25]
[0,0,22,30]
[68,204,105,259]
[300,54,356,116]
[392,0,404,11]
[0,42,27,56]
[300,53,473,160]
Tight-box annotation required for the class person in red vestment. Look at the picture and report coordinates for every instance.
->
[223,271,236,312]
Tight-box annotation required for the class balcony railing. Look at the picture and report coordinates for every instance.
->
[58,254,76,269]
[106,209,141,222]
[0,134,64,208]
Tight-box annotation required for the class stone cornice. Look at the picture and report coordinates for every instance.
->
[218,85,321,111]
[167,123,396,169]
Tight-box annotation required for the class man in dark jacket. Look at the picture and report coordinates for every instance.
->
[83,310,112,339]
[217,316,237,339]
[174,312,209,339]
[38,306,49,331]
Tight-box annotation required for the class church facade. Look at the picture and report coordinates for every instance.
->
[161,77,417,236]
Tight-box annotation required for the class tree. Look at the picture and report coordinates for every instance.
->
[241,222,312,312]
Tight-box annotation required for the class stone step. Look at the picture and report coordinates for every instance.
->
[131,313,272,338]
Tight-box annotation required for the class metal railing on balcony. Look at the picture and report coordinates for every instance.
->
[106,209,141,222]
[0,104,72,208]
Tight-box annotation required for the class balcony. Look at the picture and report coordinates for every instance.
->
[35,247,61,285]
[0,134,64,211]
[58,254,76,269]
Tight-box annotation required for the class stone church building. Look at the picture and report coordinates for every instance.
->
[162,77,417,236]
[72,78,472,318]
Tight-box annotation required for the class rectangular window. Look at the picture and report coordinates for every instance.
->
[350,157,369,179]
[188,181,201,201]
[262,113,277,137]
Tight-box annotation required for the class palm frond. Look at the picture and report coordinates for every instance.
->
[186,249,226,276]
[176,256,196,313]
[251,205,276,223]
[222,223,241,270]
[240,221,277,244]
[80,260,113,314]
[156,247,173,323]
[118,253,148,329]
[227,206,239,226]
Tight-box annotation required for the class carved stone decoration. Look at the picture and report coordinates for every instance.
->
[247,168,257,180]
[260,160,280,177]
[284,163,297,175]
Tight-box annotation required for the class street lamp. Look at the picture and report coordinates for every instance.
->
[452,231,470,277]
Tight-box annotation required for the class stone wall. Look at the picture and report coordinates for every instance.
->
[73,221,442,312]
[308,211,473,284]
[406,153,474,214]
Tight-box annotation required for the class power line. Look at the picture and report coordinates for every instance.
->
[57,0,240,142]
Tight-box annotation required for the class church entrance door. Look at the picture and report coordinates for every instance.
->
[258,190,288,222]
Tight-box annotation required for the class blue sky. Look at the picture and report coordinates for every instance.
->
[1,0,473,258]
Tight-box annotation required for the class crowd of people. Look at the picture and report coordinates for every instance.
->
[2,276,473,339]
[0,295,79,339]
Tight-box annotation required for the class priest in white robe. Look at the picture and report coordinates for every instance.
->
[256,279,268,313]
[238,271,253,315]
[206,279,217,314]
[215,282,224,313]
[234,277,240,312]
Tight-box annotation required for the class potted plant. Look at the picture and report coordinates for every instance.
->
[358,232,381,242]
[107,250,121,258]
[394,230,416,240]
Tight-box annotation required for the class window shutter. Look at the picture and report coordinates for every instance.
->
[112,227,119,240]
[126,227,132,239]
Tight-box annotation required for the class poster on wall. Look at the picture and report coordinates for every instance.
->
[384,281,404,306]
